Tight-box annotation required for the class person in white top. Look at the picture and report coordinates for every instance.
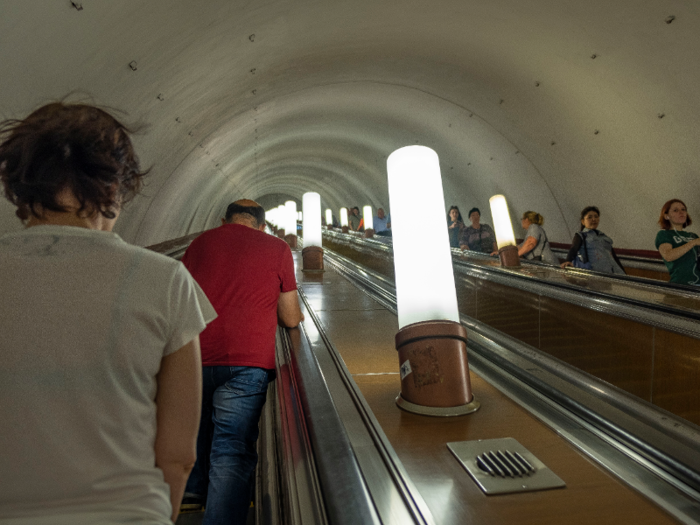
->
[0,103,216,524]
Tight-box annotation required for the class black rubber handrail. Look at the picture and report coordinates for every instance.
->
[280,326,381,525]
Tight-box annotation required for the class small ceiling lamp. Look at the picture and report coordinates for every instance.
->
[388,145,479,417]
[284,201,298,249]
[489,195,520,267]
[298,211,303,221]
[325,208,333,229]
[363,205,374,238]
[302,192,324,271]
[340,207,349,233]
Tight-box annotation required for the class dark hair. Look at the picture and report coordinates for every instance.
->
[225,202,265,226]
[522,211,544,225]
[579,206,600,231]
[468,207,480,218]
[447,205,463,224]
[0,102,147,221]
[658,198,692,230]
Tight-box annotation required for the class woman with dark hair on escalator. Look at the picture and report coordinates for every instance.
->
[447,205,464,248]
[560,206,626,274]
[655,198,700,286]
[0,102,216,524]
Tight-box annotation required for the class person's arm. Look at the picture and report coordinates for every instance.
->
[518,236,537,257]
[154,338,202,523]
[561,234,582,268]
[658,237,700,262]
[278,289,303,327]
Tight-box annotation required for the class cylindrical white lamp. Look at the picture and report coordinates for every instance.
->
[363,205,374,238]
[387,145,479,417]
[489,194,520,267]
[340,207,349,233]
[284,201,297,248]
[298,211,303,221]
[325,208,333,229]
[302,192,324,271]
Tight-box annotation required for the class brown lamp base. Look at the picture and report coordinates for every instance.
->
[341,226,349,234]
[302,246,324,271]
[395,320,479,417]
[276,228,286,240]
[364,229,375,239]
[498,245,520,267]
[284,234,297,249]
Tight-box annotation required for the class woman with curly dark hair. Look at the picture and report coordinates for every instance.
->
[0,103,216,524]
[447,205,464,248]
[655,198,700,285]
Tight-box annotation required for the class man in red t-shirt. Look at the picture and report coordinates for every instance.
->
[181,199,302,524]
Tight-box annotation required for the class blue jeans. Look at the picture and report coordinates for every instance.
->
[186,366,273,525]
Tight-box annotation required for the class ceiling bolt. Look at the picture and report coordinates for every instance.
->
[251,89,257,95]
[128,61,138,71]
[175,117,181,123]
[591,54,598,59]
[70,1,83,11]
[665,15,675,24]
[551,141,556,145]
[249,34,255,42]
[594,129,600,135]
[157,93,164,101]
[499,99,504,104]
[658,113,665,119]
[535,81,540,87]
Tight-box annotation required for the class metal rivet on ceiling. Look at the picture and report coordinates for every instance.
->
[188,131,193,136]
[658,113,665,119]
[591,54,598,59]
[535,81,540,87]
[594,129,600,135]
[550,141,556,145]
[467,162,471,166]
[499,99,504,104]
[128,61,137,71]
[250,68,257,75]
[665,15,675,24]
[251,89,257,95]
[490,157,494,161]
[157,93,164,101]
[249,34,255,42]
[515,150,520,154]
[448,123,452,128]
[175,117,181,123]
[70,1,83,11]
[469,113,473,118]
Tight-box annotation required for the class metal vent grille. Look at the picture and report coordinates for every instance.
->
[448,438,565,494]
[476,450,535,478]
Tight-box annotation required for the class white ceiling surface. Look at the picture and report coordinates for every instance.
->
[1,1,699,248]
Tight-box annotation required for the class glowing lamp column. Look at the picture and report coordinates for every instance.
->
[388,146,479,417]
[340,208,349,233]
[284,201,298,248]
[363,205,374,238]
[275,205,286,239]
[302,192,324,271]
[489,195,520,267]
[325,209,333,230]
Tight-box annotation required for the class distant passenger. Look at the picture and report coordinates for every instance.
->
[181,199,303,523]
[518,211,558,265]
[655,199,700,285]
[349,206,361,231]
[459,207,498,254]
[0,102,216,524]
[374,207,391,232]
[561,206,625,274]
[447,205,465,248]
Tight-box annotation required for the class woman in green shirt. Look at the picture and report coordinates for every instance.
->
[655,199,700,285]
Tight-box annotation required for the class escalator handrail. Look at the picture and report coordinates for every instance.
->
[280,324,381,525]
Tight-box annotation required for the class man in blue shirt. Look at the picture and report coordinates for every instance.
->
[373,208,390,233]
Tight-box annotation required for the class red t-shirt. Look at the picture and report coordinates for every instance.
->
[181,224,297,369]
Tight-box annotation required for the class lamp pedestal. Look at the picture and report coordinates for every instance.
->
[302,246,324,271]
[498,245,520,267]
[395,320,479,417]
[341,226,349,234]
[364,229,375,239]
[285,234,297,249]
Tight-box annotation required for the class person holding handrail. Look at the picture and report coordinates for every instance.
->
[560,206,625,274]
[655,199,700,285]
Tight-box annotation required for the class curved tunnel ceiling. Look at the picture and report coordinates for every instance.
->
[1,1,699,248]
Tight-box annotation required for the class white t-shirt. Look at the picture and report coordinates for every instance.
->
[0,226,216,524]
